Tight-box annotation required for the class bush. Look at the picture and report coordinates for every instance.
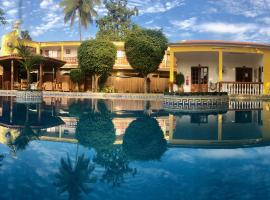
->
[175,73,185,86]
[125,28,168,93]
[70,69,84,84]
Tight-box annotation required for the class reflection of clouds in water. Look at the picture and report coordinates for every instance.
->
[168,152,195,163]
[166,146,270,162]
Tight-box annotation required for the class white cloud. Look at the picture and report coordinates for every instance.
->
[210,0,270,18]
[197,22,257,34]
[171,17,197,30]
[129,0,185,14]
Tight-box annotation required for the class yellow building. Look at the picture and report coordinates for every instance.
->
[169,40,270,95]
[0,26,170,93]
[1,24,270,94]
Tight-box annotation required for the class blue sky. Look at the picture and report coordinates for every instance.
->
[1,0,270,43]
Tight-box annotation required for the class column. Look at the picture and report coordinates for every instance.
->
[39,64,43,90]
[52,67,55,91]
[169,51,175,92]
[169,114,174,143]
[36,44,41,55]
[61,45,64,60]
[263,51,270,94]
[218,50,223,82]
[218,114,223,142]
[11,60,14,90]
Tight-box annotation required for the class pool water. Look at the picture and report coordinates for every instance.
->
[0,97,270,200]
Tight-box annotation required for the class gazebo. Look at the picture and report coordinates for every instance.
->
[0,55,66,90]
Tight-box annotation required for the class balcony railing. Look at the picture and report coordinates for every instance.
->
[218,82,263,95]
[115,57,129,65]
[63,57,77,64]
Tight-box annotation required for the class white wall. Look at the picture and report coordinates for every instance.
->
[63,47,78,58]
[175,52,218,92]
[223,53,263,82]
[175,52,263,92]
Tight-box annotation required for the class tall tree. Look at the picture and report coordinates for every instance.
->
[0,8,6,25]
[21,30,32,41]
[77,39,117,91]
[125,28,168,93]
[96,0,138,41]
[60,0,101,41]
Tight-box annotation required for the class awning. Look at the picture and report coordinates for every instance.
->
[0,54,66,69]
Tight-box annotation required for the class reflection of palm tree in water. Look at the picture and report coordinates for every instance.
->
[94,145,136,187]
[55,153,96,200]
[6,104,39,155]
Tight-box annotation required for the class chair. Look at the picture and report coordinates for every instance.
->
[21,80,28,90]
[13,82,21,90]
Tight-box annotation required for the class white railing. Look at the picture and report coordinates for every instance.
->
[229,101,263,110]
[219,82,263,95]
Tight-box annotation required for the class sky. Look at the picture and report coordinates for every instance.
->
[1,0,270,43]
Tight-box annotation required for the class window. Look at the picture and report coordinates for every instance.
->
[66,49,71,55]
[117,51,125,58]
[191,66,208,84]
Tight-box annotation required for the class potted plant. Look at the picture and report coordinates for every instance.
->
[175,73,185,93]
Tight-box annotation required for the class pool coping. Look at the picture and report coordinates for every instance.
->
[0,90,269,100]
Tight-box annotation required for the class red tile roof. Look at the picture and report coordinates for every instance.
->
[170,40,270,49]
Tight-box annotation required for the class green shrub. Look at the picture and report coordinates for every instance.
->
[175,73,185,86]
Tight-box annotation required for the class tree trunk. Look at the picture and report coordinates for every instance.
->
[91,75,95,92]
[95,75,100,92]
[27,70,30,90]
[78,11,82,41]
[144,76,148,93]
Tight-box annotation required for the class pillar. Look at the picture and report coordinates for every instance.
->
[52,67,55,91]
[169,51,175,92]
[11,60,14,90]
[218,50,223,82]
[61,45,64,60]
[218,114,223,142]
[39,64,43,90]
[36,43,41,55]
[263,51,270,94]
[169,114,174,143]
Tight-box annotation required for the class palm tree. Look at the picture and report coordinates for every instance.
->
[0,8,6,25]
[21,30,32,41]
[16,43,42,90]
[60,0,101,41]
[55,154,96,200]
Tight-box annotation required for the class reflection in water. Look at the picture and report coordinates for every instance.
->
[55,154,96,200]
[0,97,270,199]
[94,145,137,187]
[123,116,167,161]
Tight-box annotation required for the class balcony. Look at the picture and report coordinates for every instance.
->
[218,82,263,95]
[115,57,129,66]
[63,57,78,64]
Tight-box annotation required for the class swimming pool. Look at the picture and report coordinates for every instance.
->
[0,97,269,200]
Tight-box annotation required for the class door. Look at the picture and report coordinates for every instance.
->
[191,66,208,92]
[236,67,252,82]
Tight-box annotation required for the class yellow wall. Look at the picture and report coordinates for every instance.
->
[263,50,270,94]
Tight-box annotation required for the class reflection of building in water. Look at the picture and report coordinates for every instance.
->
[168,101,269,147]
[0,97,169,145]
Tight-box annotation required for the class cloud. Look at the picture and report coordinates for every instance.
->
[129,0,185,14]
[30,0,64,37]
[171,17,197,30]
[210,0,270,18]
[197,22,257,34]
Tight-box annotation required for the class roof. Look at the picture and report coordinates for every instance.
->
[0,54,66,68]
[169,40,270,49]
